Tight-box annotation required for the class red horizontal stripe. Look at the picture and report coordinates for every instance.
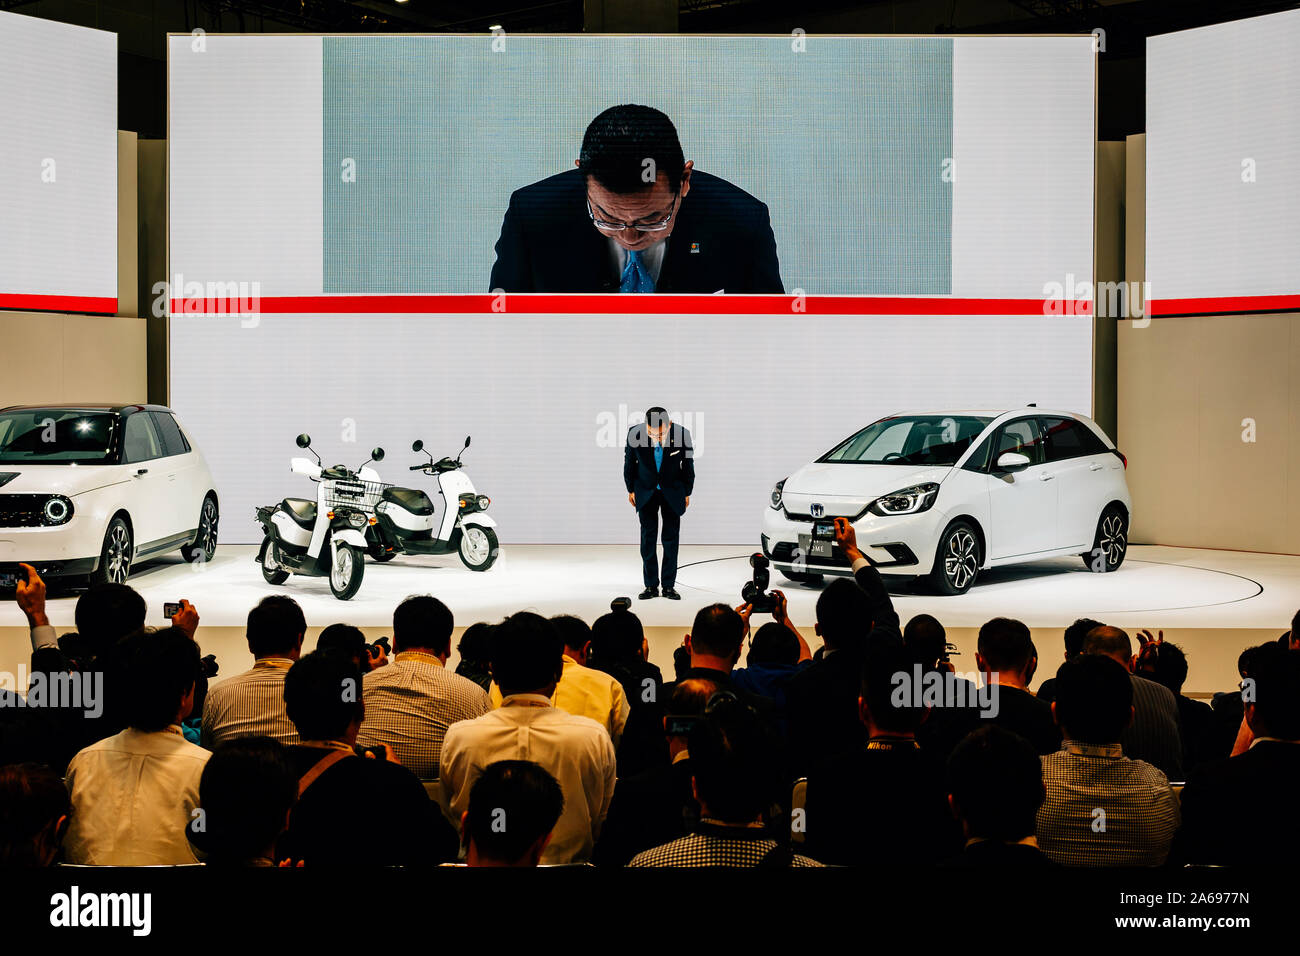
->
[169,293,1092,316]
[1149,293,1300,317]
[0,294,117,314]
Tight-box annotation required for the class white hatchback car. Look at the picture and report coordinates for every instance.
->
[761,409,1131,594]
[0,405,218,588]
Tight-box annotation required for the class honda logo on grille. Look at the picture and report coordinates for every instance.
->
[810,503,825,518]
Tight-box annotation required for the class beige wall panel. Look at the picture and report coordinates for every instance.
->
[0,312,147,407]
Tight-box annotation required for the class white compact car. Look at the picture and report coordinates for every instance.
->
[762,409,1131,594]
[0,405,218,587]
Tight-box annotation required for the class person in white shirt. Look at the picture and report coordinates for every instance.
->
[65,627,211,865]
[440,612,617,865]
[488,614,630,746]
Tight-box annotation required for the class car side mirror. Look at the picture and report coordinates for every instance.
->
[371,447,385,462]
[296,433,312,449]
[996,451,1031,471]
[411,440,424,452]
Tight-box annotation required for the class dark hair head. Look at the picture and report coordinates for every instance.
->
[284,651,363,741]
[1083,625,1132,662]
[667,676,719,719]
[747,622,799,667]
[74,583,146,657]
[947,726,1045,841]
[1145,641,1189,694]
[123,626,200,731]
[316,623,365,663]
[815,577,872,650]
[466,760,565,865]
[1053,654,1134,744]
[687,694,781,824]
[1063,618,1105,657]
[0,764,70,866]
[977,618,1035,674]
[1247,645,1300,740]
[189,737,295,865]
[690,603,746,660]
[903,613,947,669]
[644,406,669,429]
[457,622,495,666]
[861,639,927,733]
[1238,644,1262,679]
[550,615,592,655]
[591,604,644,663]
[393,594,453,656]
[491,612,563,696]
[246,595,306,659]
[579,105,685,195]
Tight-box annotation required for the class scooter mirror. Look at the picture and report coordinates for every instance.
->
[372,447,385,462]
[411,440,424,452]
[464,436,471,448]
[296,434,312,448]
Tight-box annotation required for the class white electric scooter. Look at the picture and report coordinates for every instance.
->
[366,436,499,571]
[255,434,386,600]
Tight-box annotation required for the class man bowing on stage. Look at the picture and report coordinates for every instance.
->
[624,407,694,600]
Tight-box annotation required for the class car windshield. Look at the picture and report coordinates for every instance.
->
[821,415,993,466]
[0,410,118,465]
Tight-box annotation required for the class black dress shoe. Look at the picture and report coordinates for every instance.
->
[638,587,659,600]
[662,588,682,600]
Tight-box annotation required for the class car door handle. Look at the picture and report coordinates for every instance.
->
[1038,472,1055,481]
[134,468,148,476]
[1088,462,1104,471]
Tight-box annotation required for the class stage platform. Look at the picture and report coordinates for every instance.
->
[1,544,1295,697]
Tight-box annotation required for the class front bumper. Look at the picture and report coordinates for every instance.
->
[760,505,942,576]
[0,523,101,577]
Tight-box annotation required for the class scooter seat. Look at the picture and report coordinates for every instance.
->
[282,498,317,527]
[382,486,435,517]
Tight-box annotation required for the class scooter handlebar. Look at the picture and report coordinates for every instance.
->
[409,464,427,471]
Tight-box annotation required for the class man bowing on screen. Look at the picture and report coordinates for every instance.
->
[625,407,694,600]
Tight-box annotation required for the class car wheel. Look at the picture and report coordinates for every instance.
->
[1082,505,1128,572]
[260,536,290,585]
[777,567,824,587]
[458,526,498,571]
[180,496,219,564]
[928,520,981,595]
[329,543,365,600]
[91,517,133,587]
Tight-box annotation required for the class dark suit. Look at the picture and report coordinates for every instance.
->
[624,422,694,590]
[489,168,783,293]
[593,757,697,867]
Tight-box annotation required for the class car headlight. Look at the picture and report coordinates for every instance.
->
[770,479,786,510]
[42,495,73,525]
[867,482,939,516]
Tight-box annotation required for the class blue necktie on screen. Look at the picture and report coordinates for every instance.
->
[621,249,655,293]
[654,443,663,490]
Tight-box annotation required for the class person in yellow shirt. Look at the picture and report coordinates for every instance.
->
[489,615,630,747]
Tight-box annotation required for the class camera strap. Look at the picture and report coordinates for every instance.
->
[297,749,353,798]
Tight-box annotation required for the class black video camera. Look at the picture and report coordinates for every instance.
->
[741,552,779,615]
[364,636,391,668]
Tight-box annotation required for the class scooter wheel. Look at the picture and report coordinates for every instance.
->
[261,537,290,585]
[329,543,365,600]
[458,526,498,571]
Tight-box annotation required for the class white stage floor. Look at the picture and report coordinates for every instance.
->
[2,543,1293,630]
[2,544,1294,696]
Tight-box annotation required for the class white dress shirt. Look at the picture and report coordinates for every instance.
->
[489,655,631,746]
[65,725,211,865]
[438,694,617,864]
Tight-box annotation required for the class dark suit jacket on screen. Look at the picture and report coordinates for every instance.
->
[488,169,784,294]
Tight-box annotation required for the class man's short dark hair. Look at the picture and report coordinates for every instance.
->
[947,726,1045,842]
[747,622,799,667]
[247,595,306,658]
[284,651,363,741]
[1083,625,1132,661]
[815,577,872,650]
[74,584,146,657]
[1146,641,1190,694]
[579,105,685,195]
[690,603,745,659]
[861,639,926,734]
[393,595,454,656]
[316,623,365,664]
[1063,618,1105,658]
[491,612,563,696]
[122,626,201,731]
[0,763,70,866]
[903,613,947,670]
[550,615,592,655]
[466,760,565,864]
[189,737,296,865]
[1053,654,1134,744]
[457,622,494,666]
[666,677,719,721]
[1248,644,1300,740]
[687,694,780,824]
[977,618,1035,674]
[644,406,669,429]
[591,604,644,664]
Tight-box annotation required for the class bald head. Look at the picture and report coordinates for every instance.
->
[1083,625,1132,670]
